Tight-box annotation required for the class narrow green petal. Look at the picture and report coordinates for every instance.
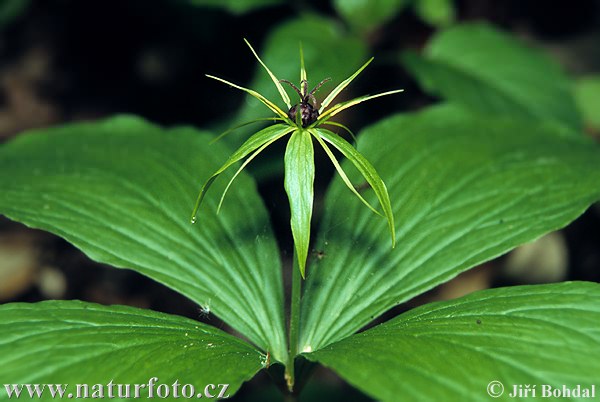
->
[319,57,374,114]
[191,124,294,221]
[318,90,404,122]
[310,129,381,217]
[244,38,292,109]
[315,128,395,248]
[206,74,289,120]
[318,121,357,143]
[217,134,284,212]
[284,129,315,278]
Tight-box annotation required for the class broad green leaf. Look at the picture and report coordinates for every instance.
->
[306,282,600,401]
[333,0,411,33]
[229,15,367,143]
[414,0,455,28]
[183,0,281,15]
[284,130,315,278]
[401,23,582,132]
[573,75,600,131]
[0,116,287,363]
[0,301,263,400]
[300,104,600,352]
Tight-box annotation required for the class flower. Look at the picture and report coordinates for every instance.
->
[192,39,402,278]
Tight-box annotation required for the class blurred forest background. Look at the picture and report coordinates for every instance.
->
[1,1,599,400]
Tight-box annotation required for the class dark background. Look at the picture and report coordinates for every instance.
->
[1,1,599,400]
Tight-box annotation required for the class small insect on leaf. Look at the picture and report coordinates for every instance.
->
[311,249,326,261]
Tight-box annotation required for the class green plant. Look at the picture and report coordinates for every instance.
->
[1,15,600,402]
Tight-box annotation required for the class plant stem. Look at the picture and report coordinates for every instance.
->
[285,255,302,392]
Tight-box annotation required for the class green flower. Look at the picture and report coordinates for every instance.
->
[192,39,402,278]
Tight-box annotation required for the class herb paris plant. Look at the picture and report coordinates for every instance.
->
[191,40,402,277]
[1,19,600,402]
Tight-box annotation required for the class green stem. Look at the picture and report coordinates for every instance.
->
[285,254,302,392]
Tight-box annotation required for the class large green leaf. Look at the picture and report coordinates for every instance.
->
[306,282,600,401]
[0,301,263,400]
[401,23,581,132]
[300,104,600,352]
[229,15,368,143]
[0,116,287,363]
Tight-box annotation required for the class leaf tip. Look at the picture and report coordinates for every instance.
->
[298,256,306,279]
[190,201,202,224]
